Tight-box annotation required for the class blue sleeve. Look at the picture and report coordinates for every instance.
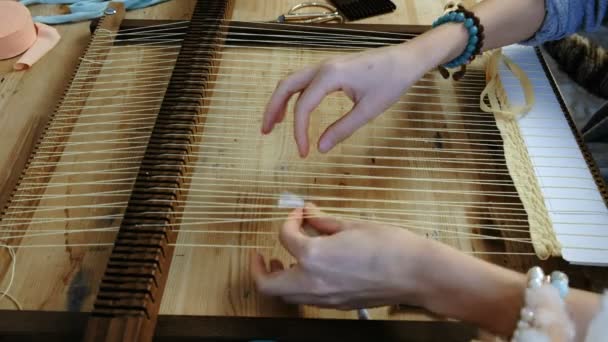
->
[520,0,608,46]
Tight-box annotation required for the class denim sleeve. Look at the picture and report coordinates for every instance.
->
[520,0,608,46]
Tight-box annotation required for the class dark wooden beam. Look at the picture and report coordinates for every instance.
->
[104,19,430,47]
[84,1,234,341]
[0,311,477,342]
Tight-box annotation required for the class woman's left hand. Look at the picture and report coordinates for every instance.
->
[261,44,429,158]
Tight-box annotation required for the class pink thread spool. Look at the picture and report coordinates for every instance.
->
[0,2,38,60]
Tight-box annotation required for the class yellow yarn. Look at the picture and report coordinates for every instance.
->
[480,50,561,259]
[480,50,535,120]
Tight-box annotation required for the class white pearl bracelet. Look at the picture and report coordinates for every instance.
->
[511,266,570,342]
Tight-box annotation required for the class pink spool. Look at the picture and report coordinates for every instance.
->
[0,2,38,60]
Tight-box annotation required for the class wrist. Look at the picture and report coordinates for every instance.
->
[388,231,438,306]
[406,22,470,72]
[414,241,527,335]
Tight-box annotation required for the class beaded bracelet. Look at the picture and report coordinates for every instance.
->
[432,4,485,80]
[511,266,571,342]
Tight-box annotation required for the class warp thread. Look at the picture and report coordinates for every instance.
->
[0,244,22,310]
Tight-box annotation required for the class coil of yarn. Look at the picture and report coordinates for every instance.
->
[0,2,38,60]
[0,2,61,70]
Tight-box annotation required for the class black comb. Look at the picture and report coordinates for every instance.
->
[329,0,397,21]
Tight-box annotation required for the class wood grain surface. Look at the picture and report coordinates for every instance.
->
[0,0,505,322]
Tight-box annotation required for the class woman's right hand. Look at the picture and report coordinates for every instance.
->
[261,43,432,158]
[251,203,533,337]
[250,203,435,310]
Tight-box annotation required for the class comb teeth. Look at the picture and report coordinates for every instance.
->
[330,0,396,21]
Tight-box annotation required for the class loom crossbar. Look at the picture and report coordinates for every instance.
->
[84,1,233,340]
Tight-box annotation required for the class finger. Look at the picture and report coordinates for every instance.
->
[269,259,285,273]
[254,266,308,296]
[277,91,303,124]
[250,253,296,295]
[303,202,347,235]
[250,252,270,279]
[318,98,378,153]
[282,295,351,309]
[283,296,387,310]
[262,66,318,135]
[279,208,309,257]
[293,71,342,157]
[282,294,332,307]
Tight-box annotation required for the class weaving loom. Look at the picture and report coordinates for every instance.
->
[0,1,607,341]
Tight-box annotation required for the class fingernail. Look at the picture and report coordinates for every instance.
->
[319,139,332,153]
[261,124,273,135]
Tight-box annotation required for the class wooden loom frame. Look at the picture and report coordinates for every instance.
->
[1,1,607,341]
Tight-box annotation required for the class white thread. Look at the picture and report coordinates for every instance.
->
[0,244,20,310]
[278,192,305,209]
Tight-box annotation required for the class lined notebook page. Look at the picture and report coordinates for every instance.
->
[500,45,608,266]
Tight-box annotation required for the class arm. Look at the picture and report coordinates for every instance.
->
[419,238,601,339]
[425,0,547,66]
[251,205,602,340]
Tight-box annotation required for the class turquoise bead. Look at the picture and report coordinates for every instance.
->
[550,271,569,298]
[552,279,569,298]
[436,10,481,70]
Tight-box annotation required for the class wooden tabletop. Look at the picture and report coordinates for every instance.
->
[0,0,454,207]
